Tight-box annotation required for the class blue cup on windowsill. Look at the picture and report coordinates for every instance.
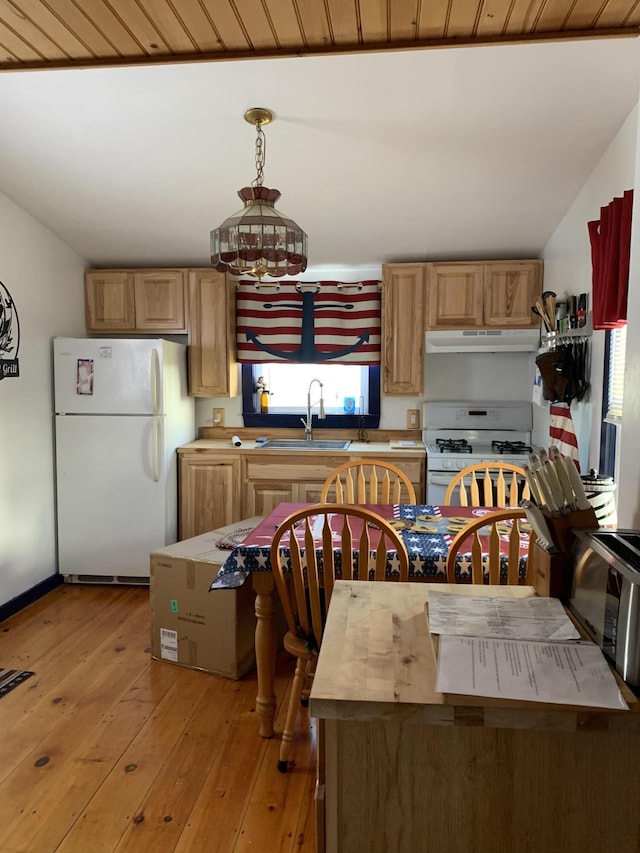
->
[343,397,356,414]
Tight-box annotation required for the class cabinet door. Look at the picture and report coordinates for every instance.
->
[178,454,241,539]
[243,456,340,517]
[188,270,239,397]
[133,270,186,332]
[244,482,296,518]
[85,271,135,332]
[296,482,326,504]
[426,264,484,329]
[483,261,542,327]
[382,264,426,395]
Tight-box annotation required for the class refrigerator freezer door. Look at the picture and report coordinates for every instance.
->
[55,415,171,578]
[54,337,164,415]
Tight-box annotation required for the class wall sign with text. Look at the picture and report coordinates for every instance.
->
[0,280,20,381]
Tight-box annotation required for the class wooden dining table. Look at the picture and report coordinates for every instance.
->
[210,502,531,737]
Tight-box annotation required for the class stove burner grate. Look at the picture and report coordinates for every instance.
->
[490,440,532,455]
[435,439,473,454]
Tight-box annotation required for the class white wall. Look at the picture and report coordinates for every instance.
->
[0,191,86,607]
[540,106,639,472]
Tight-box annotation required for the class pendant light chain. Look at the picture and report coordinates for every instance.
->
[253,123,266,189]
[210,106,308,279]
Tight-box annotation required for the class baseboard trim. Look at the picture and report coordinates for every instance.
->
[0,574,64,624]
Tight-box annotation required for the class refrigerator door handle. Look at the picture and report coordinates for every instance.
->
[150,347,161,415]
[152,415,163,482]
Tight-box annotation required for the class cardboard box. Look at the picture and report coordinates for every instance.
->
[150,517,265,679]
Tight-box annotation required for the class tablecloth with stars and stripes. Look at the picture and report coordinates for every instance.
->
[209,503,529,590]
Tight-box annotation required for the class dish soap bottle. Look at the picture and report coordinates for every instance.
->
[256,376,269,413]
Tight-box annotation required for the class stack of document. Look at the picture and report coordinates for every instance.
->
[429,591,628,710]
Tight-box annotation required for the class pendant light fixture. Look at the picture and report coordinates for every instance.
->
[210,107,308,281]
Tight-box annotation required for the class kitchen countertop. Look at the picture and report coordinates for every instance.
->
[177,439,426,454]
[310,580,639,728]
[312,581,640,853]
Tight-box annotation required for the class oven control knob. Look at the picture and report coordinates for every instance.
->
[442,459,452,470]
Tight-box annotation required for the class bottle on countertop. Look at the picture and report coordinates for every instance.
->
[256,376,269,414]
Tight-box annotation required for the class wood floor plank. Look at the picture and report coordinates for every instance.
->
[232,703,317,853]
[61,672,255,852]
[0,591,152,784]
[0,585,317,852]
[173,653,296,853]
[1,656,210,852]
[0,585,140,666]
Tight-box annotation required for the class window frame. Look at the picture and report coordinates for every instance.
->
[599,325,626,477]
[241,364,381,429]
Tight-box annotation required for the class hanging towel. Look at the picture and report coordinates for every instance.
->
[549,402,580,471]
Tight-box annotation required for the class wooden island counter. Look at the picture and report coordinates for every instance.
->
[309,581,640,853]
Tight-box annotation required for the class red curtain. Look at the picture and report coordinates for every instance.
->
[588,189,633,330]
[236,281,381,364]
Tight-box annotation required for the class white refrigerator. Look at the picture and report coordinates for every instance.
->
[53,337,195,582]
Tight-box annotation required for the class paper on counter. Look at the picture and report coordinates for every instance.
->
[436,635,628,710]
[427,591,580,642]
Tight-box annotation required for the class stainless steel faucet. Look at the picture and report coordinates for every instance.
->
[300,378,326,441]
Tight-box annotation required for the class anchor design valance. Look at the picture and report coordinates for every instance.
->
[235,281,381,364]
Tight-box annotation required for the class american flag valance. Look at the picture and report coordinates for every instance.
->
[235,281,381,364]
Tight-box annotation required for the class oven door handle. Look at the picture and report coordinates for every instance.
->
[429,473,457,486]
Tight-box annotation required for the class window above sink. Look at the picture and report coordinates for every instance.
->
[241,363,381,430]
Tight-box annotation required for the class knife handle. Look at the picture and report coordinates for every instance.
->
[564,457,592,511]
[523,464,544,508]
[549,445,578,510]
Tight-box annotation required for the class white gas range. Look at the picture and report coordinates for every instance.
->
[423,401,533,504]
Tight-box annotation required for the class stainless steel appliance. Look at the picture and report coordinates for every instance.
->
[423,401,533,504]
[570,529,640,688]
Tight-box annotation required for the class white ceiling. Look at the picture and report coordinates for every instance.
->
[1,38,639,277]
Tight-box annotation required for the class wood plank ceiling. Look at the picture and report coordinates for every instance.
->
[0,0,639,72]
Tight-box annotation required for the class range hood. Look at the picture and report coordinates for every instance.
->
[425,328,540,353]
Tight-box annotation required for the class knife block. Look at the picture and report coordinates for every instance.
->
[541,505,599,555]
[532,543,575,599]
[532,506,599,600]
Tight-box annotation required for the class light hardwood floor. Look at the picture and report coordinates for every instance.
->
[0,584,316,852]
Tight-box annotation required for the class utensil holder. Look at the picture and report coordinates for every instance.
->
[541,506,599,555]
[532,506,599,599]
[532,543,574,599]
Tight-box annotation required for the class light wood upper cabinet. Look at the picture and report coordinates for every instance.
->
[382,264,427,396]
[133,270,186,331]
[84,270,135,331]
[425,260,542,330]
[85,269,186,333]
[188,270,239,398]
[427,263,485,328]
[483,261,542,327]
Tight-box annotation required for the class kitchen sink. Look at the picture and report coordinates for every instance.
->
[257,439,351,450]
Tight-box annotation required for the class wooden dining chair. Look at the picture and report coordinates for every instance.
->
[270,503,409,772]
[320,459,417,504]
[445,508,536,585]
[444,462,529,507]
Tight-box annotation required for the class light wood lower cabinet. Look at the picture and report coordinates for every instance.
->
[178,452,242,539]
[178,448,426,538]
[243,458,338,517]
